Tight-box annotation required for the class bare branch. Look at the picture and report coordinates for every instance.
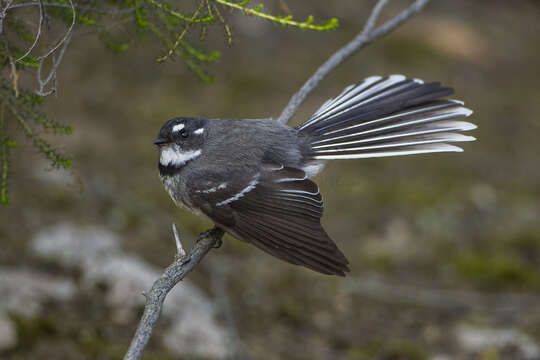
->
[36,29,73,96]
[36,0,75,61]
[362,0,389,34]
[124,227,224,360]
[0,0,14,34]
[171,223,185,257]
[14,0,44,62]
[6,0,76,96]
[276,0,432,125]
[7,2,140,15]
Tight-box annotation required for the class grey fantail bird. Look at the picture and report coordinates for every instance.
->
[154,75,475,276]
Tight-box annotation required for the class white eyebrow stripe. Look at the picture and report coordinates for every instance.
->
[193,128,204,135]
[172,124,185,133]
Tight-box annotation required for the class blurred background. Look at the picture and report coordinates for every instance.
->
[2,0,540,359]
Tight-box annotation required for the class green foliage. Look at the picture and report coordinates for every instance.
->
[445,228,540,291]
[99,32,130,52]
[0,83,73,204]
[0,0,339,204]
[215,0,339,31]
[453,251,540,290]
[8,312,58,349]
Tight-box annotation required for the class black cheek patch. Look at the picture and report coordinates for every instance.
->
[159,163,183,176]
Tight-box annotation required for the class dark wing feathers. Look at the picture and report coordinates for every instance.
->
[194,166,350,276]
[234,211,348,275]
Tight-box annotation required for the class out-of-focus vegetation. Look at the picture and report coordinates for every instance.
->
[1,1,540,359]
[0,0,336,205]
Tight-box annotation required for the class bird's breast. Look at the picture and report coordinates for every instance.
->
[159,173,202,216]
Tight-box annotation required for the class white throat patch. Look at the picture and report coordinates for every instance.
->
[160,144,201,167]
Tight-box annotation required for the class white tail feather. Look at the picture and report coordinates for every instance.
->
[314,143,464,160]
[318,106,473,139]
[301,76,384,130]
[314,133,475,153]
[312,119,476,148]
[313,131,476,150]
[300,75,476,160]
[319,100,467,137]
[314,107,473,147]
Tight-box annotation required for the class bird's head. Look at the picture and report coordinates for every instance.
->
[154,117,207,169]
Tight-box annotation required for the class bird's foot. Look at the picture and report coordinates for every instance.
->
[213,238,223,249]
[196,227,224,249]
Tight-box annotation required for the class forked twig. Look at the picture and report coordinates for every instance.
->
[124,227,224,360]
[276,0,431,125]
[14,0,44,62]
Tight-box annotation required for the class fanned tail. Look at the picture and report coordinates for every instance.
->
[298,75,476,160]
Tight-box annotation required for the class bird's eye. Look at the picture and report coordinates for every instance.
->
[180,129,189,138]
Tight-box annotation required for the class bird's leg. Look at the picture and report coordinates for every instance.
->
[196,226,224,249]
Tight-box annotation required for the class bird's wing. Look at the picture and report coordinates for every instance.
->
[190,164,350,276]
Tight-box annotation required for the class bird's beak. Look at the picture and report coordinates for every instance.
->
[153,138,168,146]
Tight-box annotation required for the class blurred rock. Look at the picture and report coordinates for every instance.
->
[31,223,231,359]
[0,267,76,352]
[0,313,17,351]
[163,306,231,359]
[362,217,413,257]
[470,183,497,211]
[32,160,75,186]
[455,325,540,360]
[0,267,76,316]
[32,223,121,266]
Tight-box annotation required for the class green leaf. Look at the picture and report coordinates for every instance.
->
[99,33,130,52]
[135,7,150,28]
[77,14,97,25]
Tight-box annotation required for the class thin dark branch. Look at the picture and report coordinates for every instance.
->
[276,0,432,125]
[123,227,224,360]
[7,1,139,15]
